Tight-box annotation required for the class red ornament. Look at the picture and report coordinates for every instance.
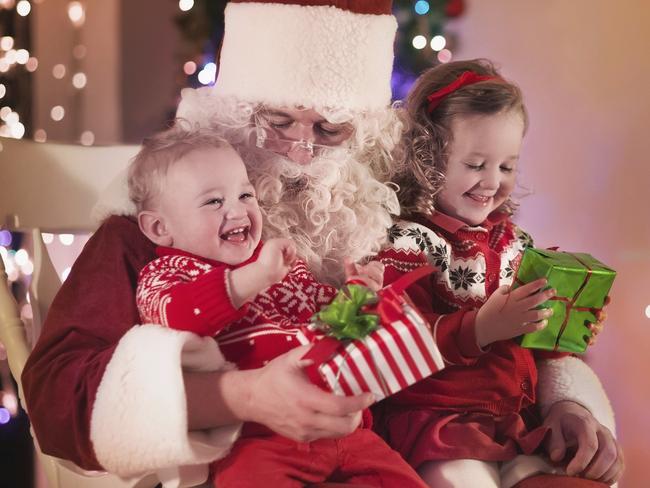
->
[445,0,465,18]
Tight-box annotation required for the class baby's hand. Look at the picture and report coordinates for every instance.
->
[344,258,384,292]
[257,238,297,286]
[475,278,555,348]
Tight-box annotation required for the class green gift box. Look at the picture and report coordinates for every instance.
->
[513,248,616,353]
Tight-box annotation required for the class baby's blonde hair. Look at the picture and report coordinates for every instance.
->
[128,124,230,212]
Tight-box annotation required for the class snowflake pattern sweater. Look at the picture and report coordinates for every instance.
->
[377,211,552,415]
[136,245,337,370]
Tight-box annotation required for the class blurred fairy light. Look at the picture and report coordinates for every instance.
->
[14,249,28,266]
[0,84,4,99]
[59,234,75,246]
[10,121,25,138]
[0,36,13,51]
[25,57,38,72]
[72,44,86,60]
[33,128,47,142]
[411,35,427,50]
[15,48,29,64]
[52,63,66,79]
[80,130,94,146]
[0,106,11,119]
[2,391,18,416]
[178,0,194,12]
[645,305,650,319]
[67,1,85,26]
[50,105,65,121]
[430,35,446,51]
[0,230,11,246]
[197,62,217,85]
[183,61,197,76]
[437,48,452,63]
[414,0,430,15]
[41,232,54,244]
[72,72,87,89]
[16,0,31,16]
[0,408,10,425]
[0,0,16,10]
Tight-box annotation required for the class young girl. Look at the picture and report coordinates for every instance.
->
[375,59,607,488]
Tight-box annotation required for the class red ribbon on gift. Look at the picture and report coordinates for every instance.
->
[515,249,601,351]
[302,265,437,397]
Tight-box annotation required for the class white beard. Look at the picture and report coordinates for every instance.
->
[239,144,399,286]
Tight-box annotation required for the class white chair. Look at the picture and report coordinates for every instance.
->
[0,136,160,488]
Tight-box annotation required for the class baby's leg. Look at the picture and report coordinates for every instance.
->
[417,458,500,488]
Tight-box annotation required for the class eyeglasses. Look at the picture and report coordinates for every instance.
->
[253,112,353,164]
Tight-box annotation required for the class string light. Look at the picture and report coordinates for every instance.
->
[67,1,85,26]
[414,1,430,15]
[15,48,29,64]
[0,408,10,425]
[16,0,31,17]
[412,35,427,50]
[0,84,4,99]
[33,128,47,142]
[437,48,452,63]
[25,56,38,72]
[61,267,71,281]
[178,0,194,12]
[72,72,86,89]
[645,305,650,319]
[0,230,11,246]
[52,63,66,79]
[430,35,446,51]
[197,62,217,85]
[50,105,65,121]
[0,36,13,51]
[80,130,94,146]
[41,232,54,244]
[183,61,197,76]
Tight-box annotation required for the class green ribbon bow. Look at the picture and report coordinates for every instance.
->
[311,284,380,340]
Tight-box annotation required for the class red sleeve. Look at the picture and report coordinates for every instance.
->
[21,216,156,470]
[137,259,247,336]
[380,249,485,366]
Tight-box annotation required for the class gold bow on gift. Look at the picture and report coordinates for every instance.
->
[311,284,380,340]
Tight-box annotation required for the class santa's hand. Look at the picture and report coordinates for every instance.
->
[543,400,624,485]
[344,258,384,292]
[257,238,297,285]
[475,278,555,347]
[243,346,374,442]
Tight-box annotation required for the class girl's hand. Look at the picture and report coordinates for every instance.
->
[344,258,384,292]
[475,278,556,348]
[587,296,610,346]
[257,238,297,286]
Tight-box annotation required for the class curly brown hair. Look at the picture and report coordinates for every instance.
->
[393,59,528,217]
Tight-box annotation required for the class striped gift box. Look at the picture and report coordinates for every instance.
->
[302,266,444,401]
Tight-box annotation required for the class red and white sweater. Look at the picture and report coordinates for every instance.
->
[137,245,337,370]
[377,211,551,415]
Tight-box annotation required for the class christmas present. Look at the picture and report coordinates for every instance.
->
[301,266,444,401]
[514,248,616,353]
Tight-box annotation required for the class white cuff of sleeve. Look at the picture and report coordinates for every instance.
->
[90,324,242,483]
[537,356,616,435]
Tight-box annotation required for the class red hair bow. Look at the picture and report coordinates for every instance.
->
[426,71,497,113]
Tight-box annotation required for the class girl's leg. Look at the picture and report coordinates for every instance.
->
[417,458,500,488]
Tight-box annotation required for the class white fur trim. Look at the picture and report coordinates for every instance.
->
[216,3,397,110]
[90,325,241,483]
[537,356,616,435]
[91,166,136,223]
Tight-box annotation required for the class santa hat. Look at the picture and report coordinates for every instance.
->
[215,0,397,111]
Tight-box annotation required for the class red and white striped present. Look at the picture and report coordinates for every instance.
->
[302,266,444,401]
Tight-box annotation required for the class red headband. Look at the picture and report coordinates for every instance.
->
[426,71,498,113]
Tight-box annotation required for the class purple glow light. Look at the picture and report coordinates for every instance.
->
[0,230,12,247]
[0,407,11,424]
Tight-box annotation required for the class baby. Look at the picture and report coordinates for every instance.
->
[128,126,427,488]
